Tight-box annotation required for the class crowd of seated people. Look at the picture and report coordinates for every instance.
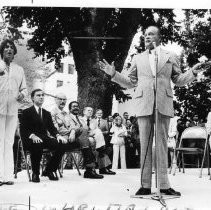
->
[13,89,144,184]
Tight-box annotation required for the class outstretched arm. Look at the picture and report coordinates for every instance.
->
[99,57,138,89]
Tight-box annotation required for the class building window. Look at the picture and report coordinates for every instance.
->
[68,64,75,74]
[57,63,64,73]
[56,80,63,87]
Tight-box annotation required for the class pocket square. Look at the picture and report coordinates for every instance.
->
[0,71,5,76]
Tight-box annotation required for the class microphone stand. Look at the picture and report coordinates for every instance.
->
[151,43,180,206]
[150,43,166,206]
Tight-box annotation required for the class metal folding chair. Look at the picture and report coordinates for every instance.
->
[173,126,210,178]
[59,149,83,177]
[14,137,62,181]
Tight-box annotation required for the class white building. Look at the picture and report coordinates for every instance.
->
[33,54,78,112]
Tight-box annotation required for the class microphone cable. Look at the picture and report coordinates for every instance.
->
[140,117,154,188]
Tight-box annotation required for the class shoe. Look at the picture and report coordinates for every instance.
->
[0,181,4,186]
[107,169,116,175]
[3,181,14,185]
[84,170,104,179]
[42,170,58,181]
[99,168,116,175]
[135,187,151,195]
[160,188,181,196]
[32,173,40,183]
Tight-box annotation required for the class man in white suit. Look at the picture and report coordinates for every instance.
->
[99,26,208,196]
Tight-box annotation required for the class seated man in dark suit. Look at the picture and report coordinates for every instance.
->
[20,89,70,183]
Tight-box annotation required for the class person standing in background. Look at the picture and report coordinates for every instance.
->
[110,115,127,170]
[0,39,27,186]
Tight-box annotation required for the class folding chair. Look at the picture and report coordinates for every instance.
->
[59,149,83,177]
[14,138,31,181]
[173,126,210,178]
[14,137,62,181]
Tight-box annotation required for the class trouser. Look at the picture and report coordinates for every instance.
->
[75,127,96,168]
[23,135,79,174]
[112,144,126,169]
[125,144,136,168]
[96,146,111,169]
[13,135,22,171]
[138,113,170,189]
[0,114,18,182]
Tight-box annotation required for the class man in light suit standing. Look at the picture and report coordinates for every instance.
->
[99,25,207,196]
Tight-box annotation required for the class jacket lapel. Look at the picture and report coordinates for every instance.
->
[31,105,45,125]
[142,51,154,76]
[157,49,170,74]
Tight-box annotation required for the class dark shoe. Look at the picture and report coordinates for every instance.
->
[3,181,14,185]
[0,181,4,186]
[32,173,40,183]
[42,170,58,181]
[99,168,116,175]
[84,170,104,179]
[107,169,116,175]
[135,187,151,195]
[160,188,181,196]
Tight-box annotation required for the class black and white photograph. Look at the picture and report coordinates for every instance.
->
[1,0,211,209]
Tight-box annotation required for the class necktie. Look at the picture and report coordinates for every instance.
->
[87,118,90,129]
[76,115,83,127]
[38,107,42,120]
[98,119,101,128]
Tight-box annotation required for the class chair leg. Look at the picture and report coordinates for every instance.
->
[25,153,32,182]
[173,151,179,176]
[169,150,173,174]
[208,148,210,176]
[182,153,185,173]
[14,140,21,179]
[71,153,81,176]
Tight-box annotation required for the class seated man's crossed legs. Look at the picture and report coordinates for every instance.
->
[89,128,116,175]
[63,127,104,179]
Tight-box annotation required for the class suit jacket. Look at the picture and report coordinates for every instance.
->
[112,48,196,117]
[20,105,58,141]
[68,113,84,131]
[92,118,109,135]
[51,106,70,136]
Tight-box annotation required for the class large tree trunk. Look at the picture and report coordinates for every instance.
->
[69,8,142,117]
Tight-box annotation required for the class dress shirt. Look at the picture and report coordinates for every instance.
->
[34,104,42,119]
[29,105,43,139]
[148,46,161,76]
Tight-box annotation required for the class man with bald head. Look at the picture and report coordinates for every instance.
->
[51,93,70,139]
[99,25,208,196]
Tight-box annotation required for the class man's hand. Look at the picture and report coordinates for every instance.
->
[57,135,68,144]
[31,134,43,143]
[17,92,24,102]
[99,59,116,77]
[89,130,95,137]
[192,61,211,75]
[69,130,76,142]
